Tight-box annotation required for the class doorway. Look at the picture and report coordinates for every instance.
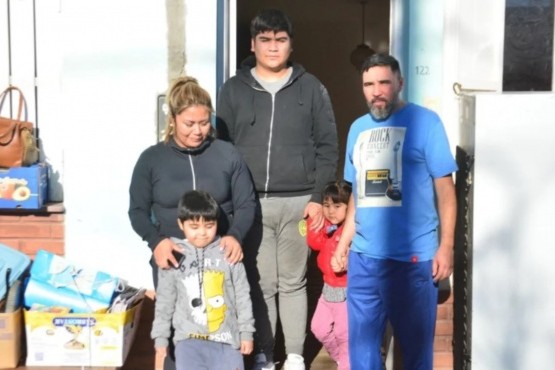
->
[232,1,391,367]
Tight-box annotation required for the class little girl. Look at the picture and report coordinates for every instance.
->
[307,180,352,370]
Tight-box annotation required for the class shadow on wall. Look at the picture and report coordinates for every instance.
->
[471,119,555,369]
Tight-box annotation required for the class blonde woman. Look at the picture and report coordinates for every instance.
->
[129,76,257,285]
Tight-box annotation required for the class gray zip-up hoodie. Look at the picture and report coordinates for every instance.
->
[151,237,255,349]
[216,59,338,203]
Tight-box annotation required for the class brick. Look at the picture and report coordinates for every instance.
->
[0,224,52,238]
[0,223,20,231]
[435,319,453,336]
[20,239,65,256]
[0,239,23,250]
[437,304,449,319]
[434,352,453,368]
[446,303,454,320]
[0,215,22,222]
[1,209,65,261]
[51,224,65,239]
[434,336,453,352]
[437,302,454,320]
[24,214,65,222]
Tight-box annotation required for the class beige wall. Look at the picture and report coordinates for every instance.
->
[236,0,390,175]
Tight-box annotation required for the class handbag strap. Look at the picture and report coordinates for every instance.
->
[0,86,28,122]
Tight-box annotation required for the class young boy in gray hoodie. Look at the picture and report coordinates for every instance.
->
[151,190,255,370]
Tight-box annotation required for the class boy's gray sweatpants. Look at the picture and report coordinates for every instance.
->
[245,195,310,361]
[175,339,244,370]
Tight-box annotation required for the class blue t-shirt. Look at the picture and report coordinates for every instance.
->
[344,103,458,262]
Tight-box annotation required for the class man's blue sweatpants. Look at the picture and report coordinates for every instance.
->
[347,251,438,370]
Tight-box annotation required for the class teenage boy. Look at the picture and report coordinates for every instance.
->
[216,8,338,370]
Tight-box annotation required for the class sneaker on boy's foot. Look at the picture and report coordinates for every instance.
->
[283,353,305,370]
[252,353,275,370]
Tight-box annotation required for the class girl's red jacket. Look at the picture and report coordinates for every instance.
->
[306,218,347,288]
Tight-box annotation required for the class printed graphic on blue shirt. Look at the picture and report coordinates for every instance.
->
[353,127,406,207]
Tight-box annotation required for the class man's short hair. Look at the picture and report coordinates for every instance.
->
[361,54,402,76]
[250,9,294,38]
[177,190,219,222]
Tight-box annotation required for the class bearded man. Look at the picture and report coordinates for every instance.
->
[332,53,457,370]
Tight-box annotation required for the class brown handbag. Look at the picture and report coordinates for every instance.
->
[0,86,39,168]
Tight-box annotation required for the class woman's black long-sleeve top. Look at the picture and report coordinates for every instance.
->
[129,137,257,250]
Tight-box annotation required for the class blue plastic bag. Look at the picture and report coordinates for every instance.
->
[24,249,119,313]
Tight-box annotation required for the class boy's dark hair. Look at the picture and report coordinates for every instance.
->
[177,190,219,222]
[361,53,402,76]
[250,9,294,38]
[322,180,352,204]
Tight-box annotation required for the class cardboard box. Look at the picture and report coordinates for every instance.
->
[0,308,23,369]
[24,299,143,367]
[0,163,48,209]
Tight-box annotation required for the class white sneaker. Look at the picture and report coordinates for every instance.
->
[252,353,275,370]
[283,353,305,370]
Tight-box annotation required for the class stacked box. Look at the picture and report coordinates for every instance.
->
[0,308,23,368]
[24,299,143,367]
[0,163,48,209]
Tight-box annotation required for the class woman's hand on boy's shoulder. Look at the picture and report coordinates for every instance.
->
[220,235,243,265]
[154,238,181,269]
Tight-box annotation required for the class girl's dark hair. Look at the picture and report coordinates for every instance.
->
[177,190,219,222]
[250,9,294,38]
[322,180,352,204]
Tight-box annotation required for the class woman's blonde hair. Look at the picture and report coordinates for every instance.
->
[163,76,214,143]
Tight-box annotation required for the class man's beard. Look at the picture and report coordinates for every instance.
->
[367,96,398,121]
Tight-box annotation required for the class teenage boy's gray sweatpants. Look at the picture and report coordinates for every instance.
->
[245,195,310,360]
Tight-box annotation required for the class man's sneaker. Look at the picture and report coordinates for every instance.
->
[252,353,275,370]
[283,353,305,370]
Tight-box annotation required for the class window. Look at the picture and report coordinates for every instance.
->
[503,0,554,91]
